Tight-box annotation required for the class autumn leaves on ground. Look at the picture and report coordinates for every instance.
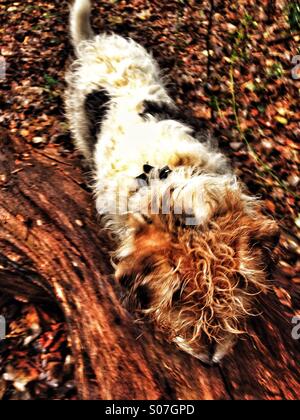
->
[0,0,299,400]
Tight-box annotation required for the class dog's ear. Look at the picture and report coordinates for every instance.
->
[250,218,280,252]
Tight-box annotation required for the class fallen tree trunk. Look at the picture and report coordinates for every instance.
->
[1,131,300,400]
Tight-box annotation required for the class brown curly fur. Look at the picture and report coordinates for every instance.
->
[115,191,279,360]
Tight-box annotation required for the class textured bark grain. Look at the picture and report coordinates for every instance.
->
[0,131,229,400]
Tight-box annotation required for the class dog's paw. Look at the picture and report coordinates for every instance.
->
[174,335,235,365]
[211,338,236,364]
[173,336,212,365]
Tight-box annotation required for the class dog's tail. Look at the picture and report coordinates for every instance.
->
[70,0,94,50]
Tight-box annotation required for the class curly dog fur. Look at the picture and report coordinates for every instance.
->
[65,0,279,363]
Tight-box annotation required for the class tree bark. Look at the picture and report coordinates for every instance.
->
[1,130,300,400]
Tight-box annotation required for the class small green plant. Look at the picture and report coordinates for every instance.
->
[42,12,55,19]
[242,13,258,28]
[267,62,284,79]
[44,74,58,88]
[288,2,300,31]
[229,13,256,64]
[228,65,299,198]
[44,74,58,100]
[257,104,266,114]
[25,5,40,12]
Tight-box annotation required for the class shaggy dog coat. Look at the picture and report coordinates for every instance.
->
[65,0,279,363]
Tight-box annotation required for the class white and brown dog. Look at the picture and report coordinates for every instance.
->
[65,0,279,363]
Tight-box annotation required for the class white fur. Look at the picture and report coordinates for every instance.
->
[65,4,253,230]
[66,25,253,226]
[65,1,258,230]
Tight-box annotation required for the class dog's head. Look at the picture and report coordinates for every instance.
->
[115,176,279,363]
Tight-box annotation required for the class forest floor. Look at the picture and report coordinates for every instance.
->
[0,0,299,399]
